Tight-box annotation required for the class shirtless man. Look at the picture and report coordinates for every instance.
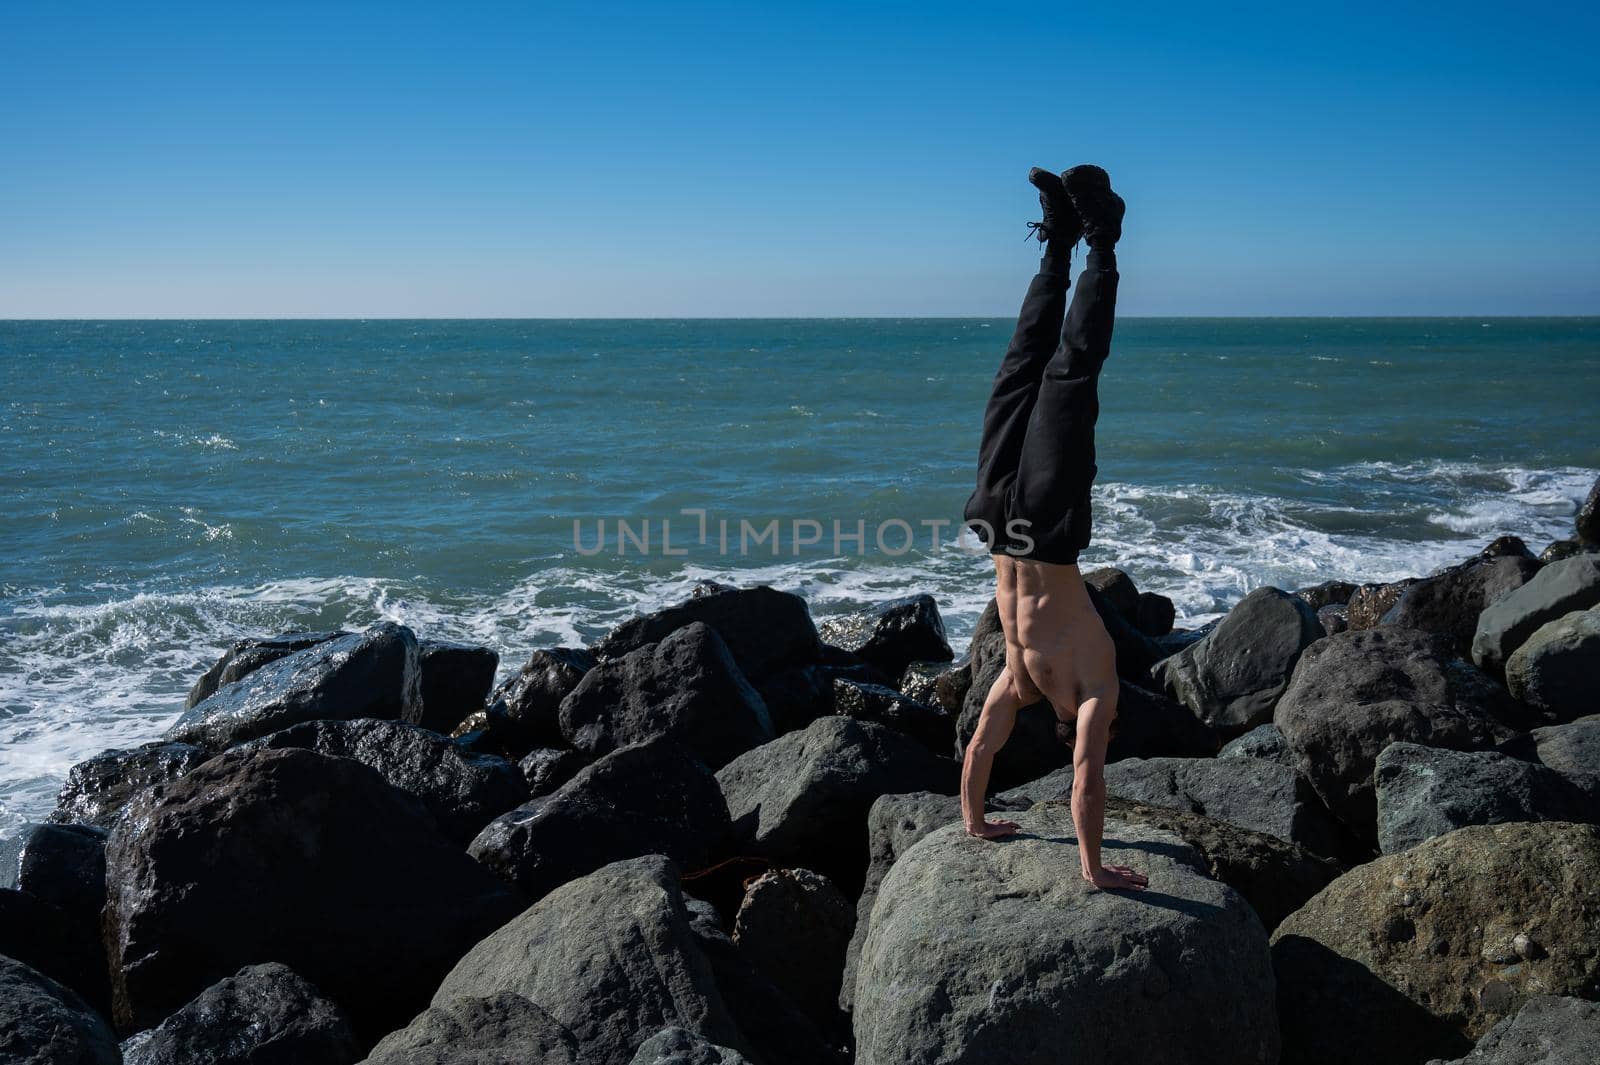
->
[959,165,1148,892]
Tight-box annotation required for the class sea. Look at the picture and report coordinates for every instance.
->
[3,317,1597,835]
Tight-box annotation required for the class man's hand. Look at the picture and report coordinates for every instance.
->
[1083,864,1148,890]
[965,818,1021,841]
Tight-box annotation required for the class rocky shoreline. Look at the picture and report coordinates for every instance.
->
[3,479,1599,1065]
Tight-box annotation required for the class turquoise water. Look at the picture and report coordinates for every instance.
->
[3,317,1598,831]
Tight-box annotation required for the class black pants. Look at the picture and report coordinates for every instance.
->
[963,247,1119,564]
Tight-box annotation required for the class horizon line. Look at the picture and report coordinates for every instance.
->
[5,314,1600,323]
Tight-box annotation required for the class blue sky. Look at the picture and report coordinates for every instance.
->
[2,2,1597,316]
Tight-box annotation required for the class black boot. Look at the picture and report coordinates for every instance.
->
[1063,164,1124,249]
[1027,166,1082,274]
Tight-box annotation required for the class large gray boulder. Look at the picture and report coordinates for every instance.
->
[361,992,579,1065]
[593,584,823,679]
[104,747,522,1040]
[1152,586,1322,735]
[0,954,120,1065]
[715,717,957,895]
[1272,821,1600,1065]
[1504,607,1600,722]
[817,593,953,679]
[243,717,528,844]
[1274,627,1521,837]
[1508,713,1600,803]
[1382,555,1542,655]
[1471,553,1600,676]
[428,855,750,1065]
[1218,722,1295,766]
[560,622,774,769]
[1424,995,1600,1065]
[630,1026,756,1065]
[1373,742,1589,854]
[851,800,1280,1065]
[165,622,421,750]
[120,962,358,1065]
[469,740,730,900]
[51,741,209,829]
[185,630,347,708]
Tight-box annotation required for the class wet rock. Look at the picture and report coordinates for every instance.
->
[0,888,110,1017]
[852,801,1280,1065]
[414,639,499,734]
[1505,607,1600,722]
[715,717,958,896]
[732,868,853,1034]
[1480,534,1537,560]
[1423,994,1600,1065]
[361,992,580,1065]
[1295,579,1358,610]
[896,659,965,712]
[517,746,589,796]
[1152,586,1322,736]
[1317,602,1349,635]
[1348,578,1421,629]
[429,855,750,1065]
[817,594,953,680]
[185,630,348,709]
[1274,627,1522,838]
[1136,591,1176,636]
[1218,722,1295,766]
[120,962,358,1065]
[560,622,773,770]
[1578,475,1600,544]
[1373,742,1589,854]
[1540,539,1586,563]
[0,954,119,1065]
[1471,553,1600,676]
[469,740,730,902]
[478,647,596,754]
[104,747,521,1040]
[242,717,528,844]
[51,742,209,830]
[830,676,953,754]
[1382,555,1541,655]
[629,1027,756,1065]
[1272,822,1600,1065]
[593,584,823,679]
[15,823,106,930]
[164,622,421,751]
[751,660,889,736]
[1083,567,1139,622]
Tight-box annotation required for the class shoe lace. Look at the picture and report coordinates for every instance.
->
[1025,220,1049,242]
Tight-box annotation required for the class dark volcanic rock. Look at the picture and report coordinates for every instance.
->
[830,676,953,753]
[751,661,885,736]
[817,594,953,679]
[732,868,853,1035]
[715,717,958,896]
[1382,555,1541,655]
[1374,742,1590,853]
[1347,578,1420,630]
[243,717,528,844]
[1317,602,1349,635]
[186,630,348,709]
[1540,539,1586,563]
[593,584,823,679]
[469,740,730,901]
[1480,534,1537,560]
[428,855,750,1065]
[164,622,421,751]
[1087,583,1167,683]
[851,801,1280,1065]
[362,992,580,1065]
[517,746,589,796]
[1152,586,1322,735]
[1135,591,1176,636]
[1274,627,1522,838]
[1472,553,1600,676]
[0,954,119,1065]
[1218,722,1295,766]
[1505,607,1600,722]
[1578,475,1600,544]
[630,1027,756,1065]
[15,823,106,928]
[0,888,110,1016]
[1083,567,1140,622]
[414,639,499,734]
[560,622,773,769]
[1510,713,1600,803]
[51,741,208,829]
[1295,579,1358,610]
[104,747,522,1040]
[1271,822,1600,1065]
[120,962,358,1065]
[479,647,596,754]
[1423,995,1600,1065]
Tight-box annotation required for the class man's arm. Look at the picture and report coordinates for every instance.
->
[1071,699,1148,890]
[960,671,1024,839]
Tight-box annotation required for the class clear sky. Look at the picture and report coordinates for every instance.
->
[3,2,1598,317]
